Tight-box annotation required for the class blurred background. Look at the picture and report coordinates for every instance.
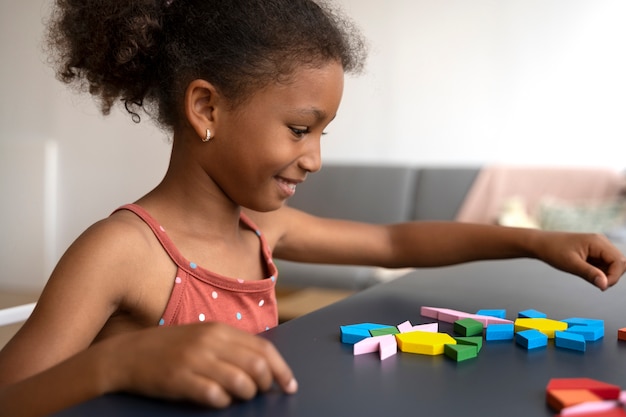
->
[1,0,625,292]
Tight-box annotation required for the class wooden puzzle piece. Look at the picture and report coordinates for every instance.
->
[518,309,548,318]
[454,318,483,337]
[444,343,478,362]
[514,317,568,338]
[421,306,513,327]
[396,320,413,333]
[476,309,506,319]
[566,325,604,342]
[454,336,483,353]
[340,323,390,344]
[547,389,603,411]
[353,334,397,360]
[395,331,457,355]
[370,326,400,337]
[515,329,548,350]
[558,400,621,416]
[563,318,604,328]
[485,323,515,341]
[547,378,621,401]
[555,331,586,352]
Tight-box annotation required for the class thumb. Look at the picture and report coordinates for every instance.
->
[591,273,609,291]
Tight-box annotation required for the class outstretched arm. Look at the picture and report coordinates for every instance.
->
[257,207,626,290]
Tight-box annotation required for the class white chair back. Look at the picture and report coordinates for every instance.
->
[0,303,36,326]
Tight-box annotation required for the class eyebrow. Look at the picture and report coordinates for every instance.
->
[289,108,330,121]
[292,107,337,121]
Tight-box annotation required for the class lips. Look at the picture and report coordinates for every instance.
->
[275,176,299,197]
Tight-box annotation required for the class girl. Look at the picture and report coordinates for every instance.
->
[1,1,624,416]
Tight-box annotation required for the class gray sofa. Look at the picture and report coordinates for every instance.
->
[275,164,480,291]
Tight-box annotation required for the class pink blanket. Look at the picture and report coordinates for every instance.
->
[455,165,625,224]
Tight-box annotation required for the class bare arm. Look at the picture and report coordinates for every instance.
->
[251,206,626,290]
[0,214,296,417]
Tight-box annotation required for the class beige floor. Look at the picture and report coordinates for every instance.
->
[0,291,40,348]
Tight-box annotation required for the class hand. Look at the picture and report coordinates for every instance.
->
[101,322,297,408]
[533,231,626,291]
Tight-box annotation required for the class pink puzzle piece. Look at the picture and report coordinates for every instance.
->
[408,323,439,333]
[421,306,513,328]
[397,320,414,333]
[353,334,397,360]
[559,400,622,416]
[397,320,438,334]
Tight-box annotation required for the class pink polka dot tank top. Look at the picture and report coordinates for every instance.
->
[114,204,278,334]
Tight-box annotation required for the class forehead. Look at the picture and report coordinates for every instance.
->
[246,62,345,114]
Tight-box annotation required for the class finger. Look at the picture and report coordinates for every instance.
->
[603,255,626,287]
[249,338,298,394]
[196,353,260,401]
[212,332,297,395]
[180,372,233,408]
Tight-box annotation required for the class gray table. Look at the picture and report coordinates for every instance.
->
[52,252,626,416]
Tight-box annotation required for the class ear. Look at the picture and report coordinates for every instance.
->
[184,79,221,141]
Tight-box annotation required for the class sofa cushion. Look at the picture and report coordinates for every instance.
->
[412,167,479,221]
[286,164,418,223]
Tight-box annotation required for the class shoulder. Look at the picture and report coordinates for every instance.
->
[46,208,167,306]
[242,205,310,244]
[68,209,158,264]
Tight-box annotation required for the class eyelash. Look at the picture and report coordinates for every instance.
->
[289,127,328,138]
[290,127,310,138]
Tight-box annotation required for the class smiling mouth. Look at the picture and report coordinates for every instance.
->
[275,177,299,196]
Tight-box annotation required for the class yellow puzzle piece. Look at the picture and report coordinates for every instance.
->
[395,331,457,355]
[514,318,568,338]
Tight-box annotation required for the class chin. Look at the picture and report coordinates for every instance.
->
[241,199,286,213]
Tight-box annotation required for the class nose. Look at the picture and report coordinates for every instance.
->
[298,136,322,173]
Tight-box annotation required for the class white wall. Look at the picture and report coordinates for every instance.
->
[329,0,626,167]
[1,0,625,291]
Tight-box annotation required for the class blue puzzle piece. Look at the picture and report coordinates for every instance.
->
[562,318,604,328]
[485,323,514,341]
[566,325,604,342]
[515,329,548,350]
[340,323,390,344]
[555,331,586,352]
[476,309,507,319]
[517,309,547,319]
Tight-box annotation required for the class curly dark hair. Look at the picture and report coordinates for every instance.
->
[45,0,368,129]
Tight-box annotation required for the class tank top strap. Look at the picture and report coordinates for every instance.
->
[111,203,188,269]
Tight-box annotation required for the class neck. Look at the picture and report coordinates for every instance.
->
[136,134,242,238]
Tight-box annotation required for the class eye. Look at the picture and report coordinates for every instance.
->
[289,126,310,139]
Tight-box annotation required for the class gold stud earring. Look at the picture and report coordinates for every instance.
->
[203,128,212,143]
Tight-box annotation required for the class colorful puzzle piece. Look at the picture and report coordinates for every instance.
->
[518,309,548,318]
[395,331,456,355]
[444,343,478,362]
[353,334,397,360]
[547,388,603,411]
[485,323,515,341]
[454,336,483,353]
[566,325,604,342]
[370,326,400,337]
[515,329,548,350]
[558,400,622,416]
[555,331,586,352]
[420,306,513,327]
[340,323,390,344]
[514,318,568,338]
[476,309,506,319]
[454,318,483,337]
[547,378,621,401]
